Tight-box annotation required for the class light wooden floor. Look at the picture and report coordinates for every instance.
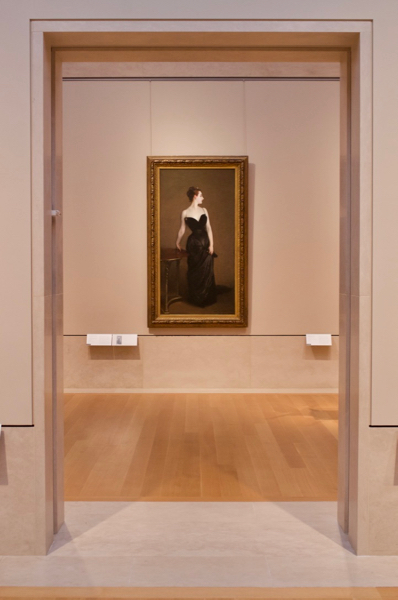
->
[64,393,338,501]
[1,586,397,599]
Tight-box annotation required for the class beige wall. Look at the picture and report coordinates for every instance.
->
[0,2,33,426]
[0,0,398,556]
[63,79,340,336]
[64,335,339,392]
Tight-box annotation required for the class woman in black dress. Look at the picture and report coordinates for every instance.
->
[176,186,217,307]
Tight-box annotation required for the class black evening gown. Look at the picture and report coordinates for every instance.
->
[185,214,217,307]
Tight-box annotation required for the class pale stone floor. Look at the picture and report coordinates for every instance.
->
[2,502,398,587]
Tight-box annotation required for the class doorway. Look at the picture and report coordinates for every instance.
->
[62,74,340,503]
[30,20,372,555]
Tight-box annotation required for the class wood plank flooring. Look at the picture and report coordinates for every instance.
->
[1,586,397,599]
[64,393,338,501]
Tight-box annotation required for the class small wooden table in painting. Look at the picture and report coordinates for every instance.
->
[160,248,187,313]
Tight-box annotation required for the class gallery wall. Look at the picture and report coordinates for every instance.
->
[0,0,397,557]
[63,78,340,336]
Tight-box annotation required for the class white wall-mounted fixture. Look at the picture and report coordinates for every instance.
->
[86,334,112,346]
[306,334,332,346]
[86,334,138,346]
[112,334,138,346]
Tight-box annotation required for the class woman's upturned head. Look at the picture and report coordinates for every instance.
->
[187,186,201,202]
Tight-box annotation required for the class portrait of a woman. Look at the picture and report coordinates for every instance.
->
[176,186,217,307]
[148,157,247,326]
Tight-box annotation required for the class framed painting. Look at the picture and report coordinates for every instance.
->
[147,156,248,327]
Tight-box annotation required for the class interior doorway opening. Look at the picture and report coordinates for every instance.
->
[61,73,341,504]
[30,20,373,554]
[55,49,348,520]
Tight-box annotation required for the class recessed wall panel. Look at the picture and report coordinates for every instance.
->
[246,80,340,334]
[63,81,151,334]
[150,80,246,155]
[63,79,339,336]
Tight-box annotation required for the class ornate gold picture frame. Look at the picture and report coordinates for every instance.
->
[147,156,248,327]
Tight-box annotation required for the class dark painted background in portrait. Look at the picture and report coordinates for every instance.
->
[159,167,235,314]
